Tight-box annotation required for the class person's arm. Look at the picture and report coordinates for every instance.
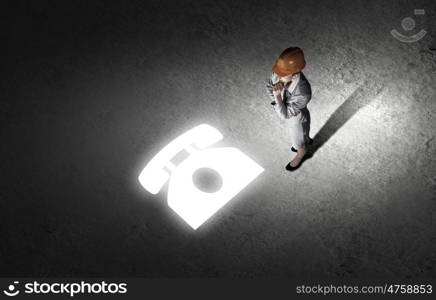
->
[266,76,277,104]
[266,73,310,119]
[271,83,290,118]
[266,77,292,119]
[272,76,312,119]
[285,78,312,116]
[266,73,285,104]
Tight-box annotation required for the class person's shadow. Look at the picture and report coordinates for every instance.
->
[301,79,385,164]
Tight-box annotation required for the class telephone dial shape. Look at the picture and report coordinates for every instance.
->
[138,124,264,229]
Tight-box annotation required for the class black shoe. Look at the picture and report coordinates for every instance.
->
[285,162,300,171]
[285,151,313,172]
[291,138,313,152]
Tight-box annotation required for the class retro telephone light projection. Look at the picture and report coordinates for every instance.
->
[138,124,264,229]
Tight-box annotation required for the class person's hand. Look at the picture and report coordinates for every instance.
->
[272,82,284,97]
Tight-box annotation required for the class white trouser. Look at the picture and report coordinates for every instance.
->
[288,107,310,150]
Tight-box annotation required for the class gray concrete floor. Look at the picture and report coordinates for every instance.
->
[1,0,435,277]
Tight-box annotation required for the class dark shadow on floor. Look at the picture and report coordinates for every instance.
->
[303,79,385,162]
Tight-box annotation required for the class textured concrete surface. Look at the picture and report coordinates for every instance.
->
[1,0,435,277]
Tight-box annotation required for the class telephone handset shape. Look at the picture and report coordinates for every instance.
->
[138,124,223,194]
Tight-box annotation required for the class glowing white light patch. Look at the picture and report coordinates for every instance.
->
[138,124,264,230]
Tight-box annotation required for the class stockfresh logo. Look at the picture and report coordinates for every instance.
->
[2,281,127,297]
[3,281,19,297]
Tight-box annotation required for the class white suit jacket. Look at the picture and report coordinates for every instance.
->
[266,71,312,119]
